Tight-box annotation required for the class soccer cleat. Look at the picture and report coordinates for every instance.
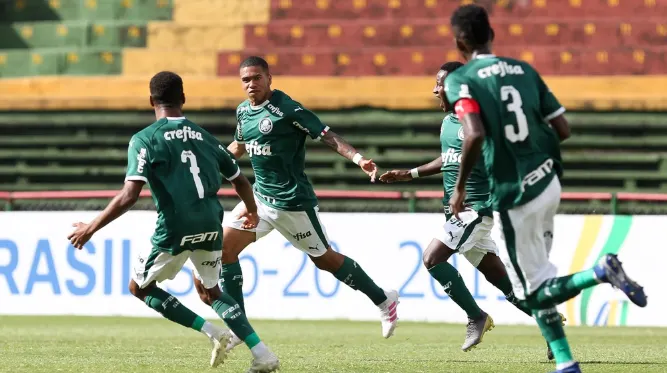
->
[226,330,244,353]
[549,362,581,373]
[547,313,567,360]
[210,330,232,368]
[378,290,400,338]
[246,350,280,373]
[461,310,494,352]
[593,254,647,308]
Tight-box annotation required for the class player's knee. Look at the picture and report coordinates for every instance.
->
[423,243,452,269]
[311,247,343,273]
[477,254,507,284]
[203,287,221,305]
[128,279,150,300]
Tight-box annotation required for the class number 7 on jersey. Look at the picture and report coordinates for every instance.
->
[181,150,205,199]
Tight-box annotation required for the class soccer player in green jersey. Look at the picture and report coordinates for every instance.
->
[444,6,647,373]
[380,62,559,358]
[67,71,279,372]
[192,56,400,352]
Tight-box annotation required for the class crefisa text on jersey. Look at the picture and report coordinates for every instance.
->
[477,61,525,79]
[163,126,204,142]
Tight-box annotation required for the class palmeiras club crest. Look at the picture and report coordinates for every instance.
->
[458,127,465,140]
[259,117,273,134]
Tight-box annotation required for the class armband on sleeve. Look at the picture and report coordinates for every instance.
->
[454,98,481,117]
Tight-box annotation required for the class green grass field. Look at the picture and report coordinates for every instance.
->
[1,316,666,373]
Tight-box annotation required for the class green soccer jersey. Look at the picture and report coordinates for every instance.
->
[444,54,565,211]
[440,112,491,217]
[125,117,241,255]
[235,89,329,211]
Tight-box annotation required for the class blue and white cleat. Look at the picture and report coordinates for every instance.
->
[594,254,647,308]
[550,362,581,373]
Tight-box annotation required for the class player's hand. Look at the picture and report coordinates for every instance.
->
[359,158,378,183]
[67,222,93,249]
[448,187,467,220]
[237,207,259,229]
[379,170,412,183]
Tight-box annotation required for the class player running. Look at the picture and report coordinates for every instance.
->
[67,71,279,372]
[444,5,648,373]
[192,56,399,352]
[380,61,559,359]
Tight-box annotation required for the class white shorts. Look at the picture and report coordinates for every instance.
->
[495,176,561,300]
[133,245,222,290]
[223,195,330,257]
[436,208,497,267]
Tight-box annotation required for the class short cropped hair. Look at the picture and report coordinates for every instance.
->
[450,5,493,48]
[149,71,183,107]
[240,56,270,73]
[440,61,464,74]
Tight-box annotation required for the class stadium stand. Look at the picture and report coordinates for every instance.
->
[1,0,666,213]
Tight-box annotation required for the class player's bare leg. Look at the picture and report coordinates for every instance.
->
[195,226,256,353]
[310,247,400,338]
[423,239,493,351]
[476,253,563,360]
[129,279,231,367]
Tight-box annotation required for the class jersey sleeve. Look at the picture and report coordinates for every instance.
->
[234,105,246,144]
[125,136,150,183]
[444,72,475,106]
[537,73,566,121]
[291,106,330,141]
[217,144,241,181]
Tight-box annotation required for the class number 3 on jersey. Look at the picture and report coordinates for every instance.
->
[501,85,529,143]
[181,150,205,199]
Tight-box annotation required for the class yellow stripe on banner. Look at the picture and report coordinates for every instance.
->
[565,215,603,325]
[607,301,619,326]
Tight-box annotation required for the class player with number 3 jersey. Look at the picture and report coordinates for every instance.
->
[445,6,647,373]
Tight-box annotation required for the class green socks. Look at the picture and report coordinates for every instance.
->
[334,256,387,305]
[212,293,258,347]
[428,262,482,319]
[491,274,532,316]
[144,287,203,331]
[221,261,245,312]
[525,269,600,309]
[534,307,574,365]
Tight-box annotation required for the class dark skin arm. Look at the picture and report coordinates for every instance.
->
[68,180,143,249]
[321,130,378,182]
[379,156,442,183]
[549,114,570,142]
[449,112,485,219]
[228,173,259,229]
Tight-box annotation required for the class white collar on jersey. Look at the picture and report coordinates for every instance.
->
[165,116,186,120]
[250,100,270,110]
[473,53,496,59]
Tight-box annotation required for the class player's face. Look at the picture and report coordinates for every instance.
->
[240,66,271,102]
[433,70,450,112]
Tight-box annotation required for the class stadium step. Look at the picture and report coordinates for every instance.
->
[269,0,666,21]
[0,0,173,22]
[172,0,269,23]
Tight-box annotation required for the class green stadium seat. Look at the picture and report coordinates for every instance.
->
[62,49,122,75]
[0,22,87,49]
[0,49,63,77]
[87,22,147,48]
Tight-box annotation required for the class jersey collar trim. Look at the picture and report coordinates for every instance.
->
[165,116,186,120]
[250,100,270,110]
[473,54,496,59]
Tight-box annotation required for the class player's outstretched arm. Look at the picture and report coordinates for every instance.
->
[321,130,378,182]
[227,140,246,159]
[67,180,144,249]
[379,156,443,183]
[229,173,259,229]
